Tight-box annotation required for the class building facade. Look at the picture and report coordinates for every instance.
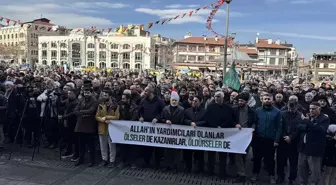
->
[152,34,175,68]
[172,32,234,71]
[238,34,298,75]
[311,52,336,76]
[0,18,67,67]
[38,27,156,70]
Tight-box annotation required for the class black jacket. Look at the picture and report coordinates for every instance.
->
[63,98,79,128]
[139,96,165,122]
[205,103,237,128]
[281,110,303,145]
[184,107,206,126]
[232,105,257,128]
[119,102,138,121]
[298,114,329,157]
[160,105,184,125]
[0,94,7,124]
[321,106,336,125]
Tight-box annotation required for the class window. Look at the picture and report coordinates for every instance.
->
[111,52,118,60]
[111,43,118,49]
[88,62,95,67]
[178,45,187,52]
[88,51,94,59]
[51,61,57,65]
[135,52,142,61]
[72,43,81,58]
[198,46,205,52]
[279,50,286,55]
[99,62,106,69]
[123,63,130,69]
[123,44,130,50]
[188,45,197,52]
[42,43,47,48]
[178,55,187,62]
[269,58,276,65]
[111,63,118,68]
[188,56,196,61]
[42,60,47,65]
[135,44,143,50]
[61,51,67,57]
[135,63,141,69]
[42,50,47,57]
[209,46,215,52]
[99,51,106,59]
[60,43,67,48]
[99,43,106,49]
[270,49,276,55]
[259,49,265,53]
[278,58,284,65]
[88,43,94,48]
[123,52,130,60]
[197,56,204,62]
[15,34,17,38]
[51,42,57,48]
[51,51,57,57]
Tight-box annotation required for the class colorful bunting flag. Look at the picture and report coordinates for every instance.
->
[161,19,166,25]
[34,25,38,30]
[148,22,153,29]
[108,28,112,33]
[195,8,201,13]
[189,11,193,17]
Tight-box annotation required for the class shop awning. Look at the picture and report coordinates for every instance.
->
[174,66,188,70]
[188,66,199,70]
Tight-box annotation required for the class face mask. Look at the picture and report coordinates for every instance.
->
[170,103,178,107]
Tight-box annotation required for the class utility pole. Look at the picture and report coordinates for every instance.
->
[223,0,232,77]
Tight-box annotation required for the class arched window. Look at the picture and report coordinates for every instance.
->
[123,63,130,69]
[99,62,106,69]
[88,43,95,48]
[72,43,81,58]
[51,61,57,65]
[42,43,47,48]
[135,44,143,50]
[99,43,106,49]
[87,62,95,67]
[111,63,118,68]
[51,42,57,48]
[42,60,47,65]
[60,43,67,48]
[111,43,118,49]
[123,44,130,50]
[135,63,141,69]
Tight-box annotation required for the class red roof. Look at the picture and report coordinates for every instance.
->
[175,37,235,47]
[238,47,258,55]
[255,39,290,49]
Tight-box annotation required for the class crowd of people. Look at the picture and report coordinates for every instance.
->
[0,66,336,185]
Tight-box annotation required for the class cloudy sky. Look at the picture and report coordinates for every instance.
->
[1,0,336,60]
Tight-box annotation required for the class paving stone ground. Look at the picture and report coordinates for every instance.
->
[0,145,294,185]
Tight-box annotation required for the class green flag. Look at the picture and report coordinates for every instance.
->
[223,62,241,91]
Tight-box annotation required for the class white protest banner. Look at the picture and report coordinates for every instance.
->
[109,121,253,154]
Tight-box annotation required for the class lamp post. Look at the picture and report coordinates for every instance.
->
[223,0,232,77]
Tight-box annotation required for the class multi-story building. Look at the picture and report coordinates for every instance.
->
[172,32,234,71]
[38,26,156,70]
[238,34,298,75]
[152,34,175,68]
[0,18,67,67]
[311,52,336,77]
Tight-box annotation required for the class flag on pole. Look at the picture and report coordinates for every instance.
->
[223,62,241,91]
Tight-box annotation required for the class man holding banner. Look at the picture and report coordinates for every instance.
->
[204,91,237,178]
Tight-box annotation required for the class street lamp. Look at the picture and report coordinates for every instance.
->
[223,0,232,77]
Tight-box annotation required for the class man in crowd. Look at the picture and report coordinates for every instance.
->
[205,91,236,178]
[96,88,120,168]
[138,86,165,168]
[74,85,98,167]
[252,93,282,184]
[277,95,302,184]
[233,93,256,183]
[298,102,329,185]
